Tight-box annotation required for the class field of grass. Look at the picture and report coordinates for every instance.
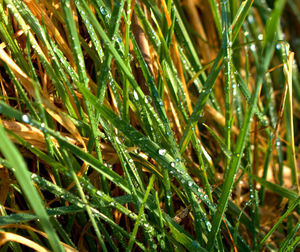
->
[0,0,299,251]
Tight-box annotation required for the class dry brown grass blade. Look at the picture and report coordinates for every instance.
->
[182,0,212,63]
[271,53,292,154]
[266,63,284,74]
[173,207,189,224]
[160,0,194,117]
[160,0,172,27]
[0,225,78,252]
[0,231,49,252]
[1,120,116,165]
[0,43,35,96]
[171,37,193,116]
[0,72,8,103]
[0,167,9,205]
[24,0,74,66]
[0,44,85,148]
[132,9,153,96]
[44,108,85,148]
[204,104,240,135]
[0,119,81,151]
[108,84,120,116]
[221,215,238,252]
[187,59,215,88]
[78,222,95,251]
[132,11,153,75]
[198,0,218,53]
[2,120,50,151]
[156,58,184,137]
[168,90,183,137]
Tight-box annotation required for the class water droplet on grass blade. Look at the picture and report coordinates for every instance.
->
[115,136,121,144]
[248,15,254,23]
[158,149,167,156]
[276,43,281,50]
[206,222,212,232]
[133,90,139,100]
[144,95,152,104]
[99,6,107,15]
[22,114,30,123]
[250,44,256,51]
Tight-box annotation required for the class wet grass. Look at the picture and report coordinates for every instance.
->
[0,0,299,251]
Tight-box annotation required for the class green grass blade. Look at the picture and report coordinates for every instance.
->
[207,0,287,248]
[258,198,300,250]
[127,175,155,251]
[278,222,300,252]
[0,125,64,252]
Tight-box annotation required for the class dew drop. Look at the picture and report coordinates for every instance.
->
[22,114,30,123]
[115,136,121,144]
[99,6,107,15]
[250,44,256,51]
[170,162,175,167]
[144,95,152,104]
[158,149,167,156]
[206,222,212,232]
[248,15,254,24]
[133,90,139,100]
[276,43,281,50]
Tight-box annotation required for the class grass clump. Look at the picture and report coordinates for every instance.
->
[0,0,299,251]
